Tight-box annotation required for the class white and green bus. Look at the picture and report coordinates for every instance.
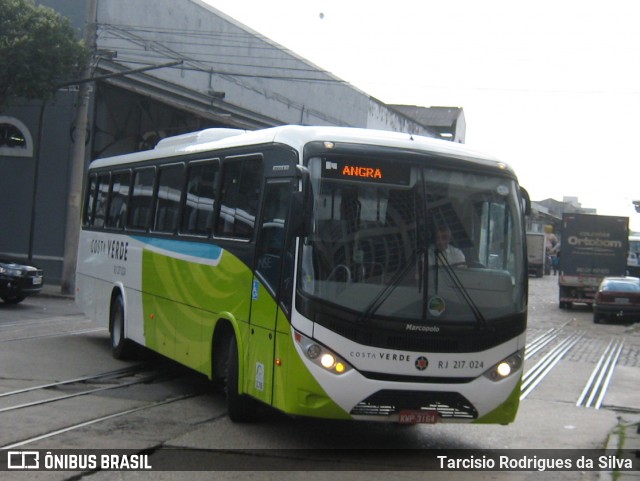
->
[76,125,529,424]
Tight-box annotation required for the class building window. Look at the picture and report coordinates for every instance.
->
[0,117,33,157]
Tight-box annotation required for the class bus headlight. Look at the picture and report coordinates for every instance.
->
[294,331,351,375]
[320,353,335,368]
[307,344,321,359]
[483,349,524,382]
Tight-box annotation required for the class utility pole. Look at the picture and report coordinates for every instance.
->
[60,0,97,295]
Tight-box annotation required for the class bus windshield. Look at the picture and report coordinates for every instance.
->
[300,155,526,325]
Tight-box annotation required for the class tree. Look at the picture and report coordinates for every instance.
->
[0,0,89,111]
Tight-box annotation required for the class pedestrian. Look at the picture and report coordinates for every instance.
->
[552,250,560,275]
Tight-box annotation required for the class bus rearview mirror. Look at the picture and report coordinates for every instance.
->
[289,191,312,238]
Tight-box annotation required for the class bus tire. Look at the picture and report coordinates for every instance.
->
[110,294,136,360]
[226,334,258,423]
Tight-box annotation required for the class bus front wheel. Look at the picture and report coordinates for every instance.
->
[110,294,136,360]
[226,334,259,423]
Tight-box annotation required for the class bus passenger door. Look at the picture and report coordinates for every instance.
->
[247,179,294,405]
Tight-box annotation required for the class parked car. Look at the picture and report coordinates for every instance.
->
[0,259,44,304]
[593,276,640,323]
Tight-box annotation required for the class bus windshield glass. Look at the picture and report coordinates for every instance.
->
[300,155,526,324]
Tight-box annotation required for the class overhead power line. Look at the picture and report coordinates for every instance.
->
[96,22,343,83]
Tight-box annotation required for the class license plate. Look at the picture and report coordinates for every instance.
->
[398,410,439,424]
[614,298,629,304]
[32,276,43,285]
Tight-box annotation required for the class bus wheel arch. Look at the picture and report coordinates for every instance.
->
[226,330,259,422]
[211,319,259,422]
[211,320,234,385]
[109,288,136,360]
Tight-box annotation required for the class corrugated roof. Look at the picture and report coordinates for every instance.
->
[391,105,463,128]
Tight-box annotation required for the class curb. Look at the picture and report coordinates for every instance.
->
[37,284,74,300]
[601,414,640,480]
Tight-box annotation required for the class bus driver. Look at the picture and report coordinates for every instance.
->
[428,224,466,266]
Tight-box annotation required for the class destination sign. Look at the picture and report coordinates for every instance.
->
[321,158,411,185]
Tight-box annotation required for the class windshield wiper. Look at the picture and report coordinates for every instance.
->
[435,251,489,329]
[355,248,423,324]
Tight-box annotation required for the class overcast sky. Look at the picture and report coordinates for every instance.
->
[206,0,640,231]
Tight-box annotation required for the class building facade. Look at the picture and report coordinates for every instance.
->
[1,0,443,285]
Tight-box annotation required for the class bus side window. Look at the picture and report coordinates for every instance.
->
[82,174,98,227]
[106,171,131,230]
[93,173,110,229]
[182,161,218,236]
[128,168,155,231]
[216,157,262,239]
[256,180,291,292]
[154,164,184,233]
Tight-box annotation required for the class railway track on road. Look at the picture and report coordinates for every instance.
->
[0,365,160,414]
[0,314,103,343]
[0,327,107,343]
[0,364,206,450]
[1,392,201,450]
[522,326,627,409]
[576,338,624,409]
[521,330,585,400]
[0,365,146,399]
[0,315,88,330]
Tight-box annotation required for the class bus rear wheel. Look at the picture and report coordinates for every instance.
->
[226,334,259,423]
[110,294,136,360]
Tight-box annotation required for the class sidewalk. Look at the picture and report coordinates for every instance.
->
[603,413,640,480]
[38,283,74,299]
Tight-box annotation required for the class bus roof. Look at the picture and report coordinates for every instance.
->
[88,125,513,174]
